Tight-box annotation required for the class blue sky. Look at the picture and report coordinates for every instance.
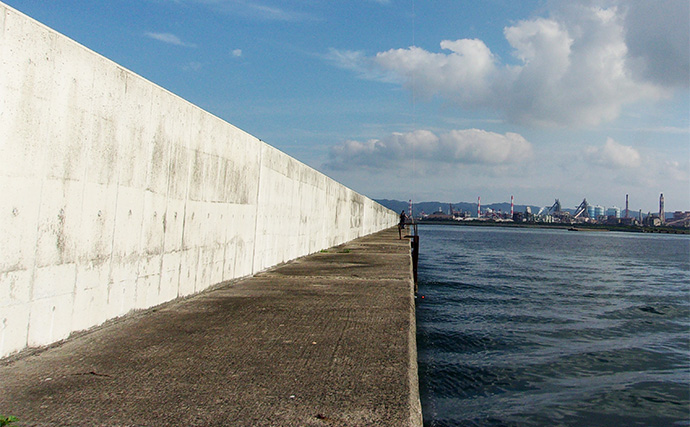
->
[5,0,689,213]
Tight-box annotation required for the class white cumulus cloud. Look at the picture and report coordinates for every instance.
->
[375,39,498,105]
[326,129,533,170]
[332,2,681,128]
[585,138,641,168]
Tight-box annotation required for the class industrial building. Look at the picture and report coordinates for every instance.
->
[525,193,685,229]
[417,193,686,230]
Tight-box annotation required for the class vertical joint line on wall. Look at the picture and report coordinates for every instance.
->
[177,143,193,298]
[108,156,123,307]
[251,142,264,275]
[25,172,47,349]
[159,121,175,296]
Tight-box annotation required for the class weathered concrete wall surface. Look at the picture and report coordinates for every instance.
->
[0,2,397,358]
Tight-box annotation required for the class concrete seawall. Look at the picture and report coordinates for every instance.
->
[0,227,422,426]
[0,1,397,359]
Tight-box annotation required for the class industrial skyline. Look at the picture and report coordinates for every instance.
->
[382,191,689,227]
[409,192,683,216]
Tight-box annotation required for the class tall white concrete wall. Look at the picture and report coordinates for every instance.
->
[0,2,397,358]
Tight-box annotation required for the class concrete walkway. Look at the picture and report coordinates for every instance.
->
[0,227,422,427]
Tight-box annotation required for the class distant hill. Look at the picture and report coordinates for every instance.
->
[375,199,542,216]
[375,199,680,220]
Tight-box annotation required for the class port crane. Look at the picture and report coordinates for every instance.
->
[536,198,589,222]
[573,199,589,218]
[537,199,562,217]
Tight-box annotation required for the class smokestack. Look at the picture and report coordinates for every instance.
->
[510,195,514,218]
[660,193,665,224]
[625,194,629,218]
[478,196,481,218]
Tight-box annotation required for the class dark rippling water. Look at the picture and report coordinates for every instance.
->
[415,225,690,427]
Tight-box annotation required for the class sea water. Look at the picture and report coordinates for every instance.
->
[415,225,690,426]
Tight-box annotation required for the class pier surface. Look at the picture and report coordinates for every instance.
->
[0,227,421,426]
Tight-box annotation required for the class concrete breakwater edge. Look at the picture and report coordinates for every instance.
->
[0,227,423,426]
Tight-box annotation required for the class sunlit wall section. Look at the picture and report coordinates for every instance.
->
[0,2,397,358]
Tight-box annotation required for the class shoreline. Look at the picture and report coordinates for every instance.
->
[416,220,690,234]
